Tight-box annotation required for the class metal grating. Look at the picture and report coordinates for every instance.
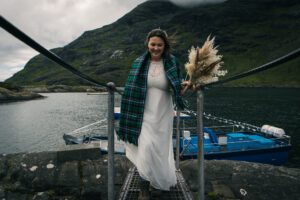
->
[118,167,193,200]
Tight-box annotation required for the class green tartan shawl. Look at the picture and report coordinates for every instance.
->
[117,52,185,146]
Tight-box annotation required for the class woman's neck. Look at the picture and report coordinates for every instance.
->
[151,57,162,62]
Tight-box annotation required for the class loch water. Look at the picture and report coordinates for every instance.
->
[0,88,299,168]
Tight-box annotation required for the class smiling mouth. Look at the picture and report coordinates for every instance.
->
[152,51,161,54]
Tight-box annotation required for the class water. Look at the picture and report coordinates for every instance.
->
[0,88,299,168]
[202,88,300,168]
[0,93,120,154]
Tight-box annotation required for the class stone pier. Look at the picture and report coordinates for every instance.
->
[0,144,299,200]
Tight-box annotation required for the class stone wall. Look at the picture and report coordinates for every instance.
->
[0,144,299,200]
[0,144,132,200]
[181,159,300,200]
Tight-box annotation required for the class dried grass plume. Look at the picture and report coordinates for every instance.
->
[185,36,227,85]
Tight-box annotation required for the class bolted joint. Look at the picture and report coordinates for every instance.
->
[106,82,116,91]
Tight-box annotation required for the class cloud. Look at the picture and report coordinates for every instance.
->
[0,0,147,81]
[0,0,226,82]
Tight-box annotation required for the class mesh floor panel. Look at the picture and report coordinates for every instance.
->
[118,167,193,200]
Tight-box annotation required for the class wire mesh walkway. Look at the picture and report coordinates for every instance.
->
[118,167,193,200]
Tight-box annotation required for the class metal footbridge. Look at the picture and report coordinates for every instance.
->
[1,15,299,200]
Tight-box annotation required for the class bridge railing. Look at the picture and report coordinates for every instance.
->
[1,15,299,200]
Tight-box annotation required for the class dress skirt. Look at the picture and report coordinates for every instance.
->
[125,60,177,190]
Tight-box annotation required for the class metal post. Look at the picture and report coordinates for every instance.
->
[176,109,180,170]
[107,82,115,200]
[197,89,205,200]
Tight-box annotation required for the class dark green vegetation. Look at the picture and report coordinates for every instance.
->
[5,0,300,87]
[0,82,43,102]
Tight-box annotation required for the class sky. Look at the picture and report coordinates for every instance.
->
[0,0,225,81]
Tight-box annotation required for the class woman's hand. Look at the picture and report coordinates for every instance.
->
[181,81,201,95]
[181,81,191,95]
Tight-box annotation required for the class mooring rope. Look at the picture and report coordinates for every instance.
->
[0,15,122,95]
[182,108,261,132]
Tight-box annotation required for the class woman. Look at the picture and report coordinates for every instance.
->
[117,29,188,198]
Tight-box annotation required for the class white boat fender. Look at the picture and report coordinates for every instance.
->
[261,125,285,138]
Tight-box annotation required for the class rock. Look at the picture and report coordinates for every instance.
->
[211,180,235,199]
[48,85,71,92]
[0,154,7,180]
[81,155,132,199]
[0,186,5,199]
[32,192,51,200]
[114,156,133,185]
[6,152,58,191]
[32,191,78,200]
[81,159,106,198]
[0,82,23,92]
[23,86,50,93]
[229,162,300,200]
[23,85,106,93]
[110,50,123,59]
[1,148,299,200]
[6,191,27,200]
[180,160,300,200]
[0,87,44,102]
[56,161,81,196]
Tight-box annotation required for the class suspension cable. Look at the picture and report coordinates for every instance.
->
[0,15,122,94]
[1,15,299,95]
[183,47,300,100]
[205,47,300,87]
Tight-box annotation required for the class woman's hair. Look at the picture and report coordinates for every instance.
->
[145,28,170,55]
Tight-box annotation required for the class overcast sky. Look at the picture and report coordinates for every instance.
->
[0,0,225,81]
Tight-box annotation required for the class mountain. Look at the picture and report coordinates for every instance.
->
[5,0,300,87]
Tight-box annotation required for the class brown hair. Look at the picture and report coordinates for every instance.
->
[145,28,170,55]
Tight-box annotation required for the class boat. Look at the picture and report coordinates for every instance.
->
[63,133,108,145]
[86,92,108,95]
[178,126,291,165]
[63,108,291,166]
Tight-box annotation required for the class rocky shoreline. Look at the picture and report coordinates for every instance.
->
[0,84,108,103]
[23,85,106,93]
[0,87,44,103]
[0,144,299,200]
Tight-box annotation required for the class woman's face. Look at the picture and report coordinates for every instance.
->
[147,36,165,61]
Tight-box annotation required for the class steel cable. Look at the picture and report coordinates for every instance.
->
[0,15,122,95]
[1,15,299,99]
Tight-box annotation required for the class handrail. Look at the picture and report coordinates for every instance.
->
[1,15,298,200]
[1,15,299,94]
[107,82,115,200]
[0,15,122,95]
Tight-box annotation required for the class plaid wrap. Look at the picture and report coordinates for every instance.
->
[117,52,185,146]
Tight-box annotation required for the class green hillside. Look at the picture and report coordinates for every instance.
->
[6,0,300,87]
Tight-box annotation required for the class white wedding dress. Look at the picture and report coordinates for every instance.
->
[125,60,177,190]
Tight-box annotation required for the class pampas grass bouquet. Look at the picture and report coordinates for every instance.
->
[184,36,227,86]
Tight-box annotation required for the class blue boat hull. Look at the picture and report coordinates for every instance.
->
[181,145,291,166]
[65,110,292,166]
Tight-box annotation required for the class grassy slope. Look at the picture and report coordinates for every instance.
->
[5,0,300,87]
